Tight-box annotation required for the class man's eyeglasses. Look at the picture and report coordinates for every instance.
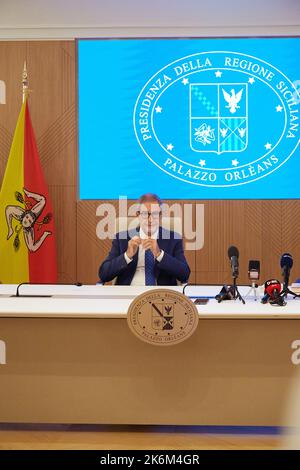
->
[139,211,161,219]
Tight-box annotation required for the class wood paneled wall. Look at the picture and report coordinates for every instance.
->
[1,41,300,286]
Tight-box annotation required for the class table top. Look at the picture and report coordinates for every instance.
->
[0,284,300,319]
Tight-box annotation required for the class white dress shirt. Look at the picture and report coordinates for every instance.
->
[124,228,164,286]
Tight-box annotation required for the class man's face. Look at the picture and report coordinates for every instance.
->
[138,202,161,235]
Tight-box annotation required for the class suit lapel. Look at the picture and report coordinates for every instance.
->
[157,226,168,251]
[154,227,168,280]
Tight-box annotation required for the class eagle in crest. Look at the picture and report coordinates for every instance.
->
[222,88,243,114]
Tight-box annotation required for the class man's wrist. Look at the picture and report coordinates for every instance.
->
[156,249,164,262]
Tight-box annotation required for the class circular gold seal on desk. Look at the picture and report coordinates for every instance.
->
[127,289,199,346]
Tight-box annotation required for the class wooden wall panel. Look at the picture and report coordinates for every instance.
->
[0,43,26,178]
[77,200,106,285]
[0,41,300,287]
[195,200,300,286]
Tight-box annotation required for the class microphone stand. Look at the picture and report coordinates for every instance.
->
[280,283,300,299]
[182,283,217,299]
[279,266,300,299]
[12,282,82,298]
[245,281,260,301]
[232,276,246,304]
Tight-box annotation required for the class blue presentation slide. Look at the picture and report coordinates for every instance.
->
[78,38,300,199]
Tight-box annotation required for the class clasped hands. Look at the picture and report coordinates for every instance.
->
[126,236,161,260]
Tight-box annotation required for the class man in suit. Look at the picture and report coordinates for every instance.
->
[99,193,190,285]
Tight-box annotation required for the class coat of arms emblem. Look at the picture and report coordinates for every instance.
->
[190,83,248,154]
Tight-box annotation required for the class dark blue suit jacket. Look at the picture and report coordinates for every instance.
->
[99,227,190,285]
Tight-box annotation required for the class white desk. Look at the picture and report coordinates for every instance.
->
[0,284,299,426]
[1,284,300,318]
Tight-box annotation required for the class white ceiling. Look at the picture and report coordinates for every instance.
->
[0,0,299,39]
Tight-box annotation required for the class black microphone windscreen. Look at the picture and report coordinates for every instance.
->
[228,246,239,259]
[280,253,293,269]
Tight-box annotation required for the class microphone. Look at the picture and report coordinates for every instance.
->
[13,282,83,298]
[228,246,239,278]
[248,260,260,283]
[244,260,260,301]
[280,253,293,292]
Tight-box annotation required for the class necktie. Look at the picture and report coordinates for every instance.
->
[145,249,156,285]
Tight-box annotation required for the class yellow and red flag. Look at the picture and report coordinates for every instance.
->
[0,98,57,283]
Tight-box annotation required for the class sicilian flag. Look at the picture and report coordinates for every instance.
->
[0,98,57,283]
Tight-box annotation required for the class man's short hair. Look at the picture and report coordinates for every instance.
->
[138,193,162,207]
